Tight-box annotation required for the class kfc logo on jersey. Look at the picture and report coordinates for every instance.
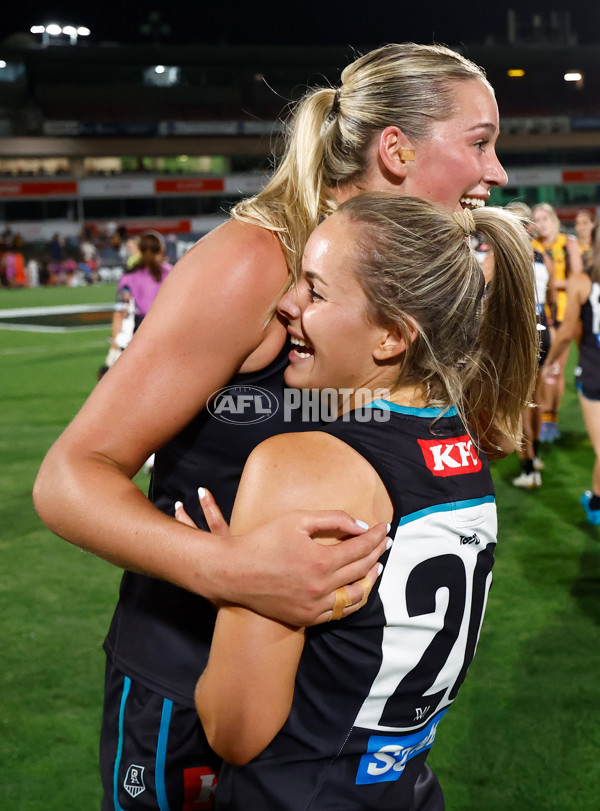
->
[417,435,481,477]
[183,767,219,810]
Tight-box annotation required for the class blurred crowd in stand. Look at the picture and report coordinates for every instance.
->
[0,225,188,289]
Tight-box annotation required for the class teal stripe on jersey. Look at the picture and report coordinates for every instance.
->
[366,399,458,418]
[398,495,496,527]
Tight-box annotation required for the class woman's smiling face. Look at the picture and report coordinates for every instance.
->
[388,79,507,212]
[277,215,391,396]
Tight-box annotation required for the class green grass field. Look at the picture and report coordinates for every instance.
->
[1,285,599,809]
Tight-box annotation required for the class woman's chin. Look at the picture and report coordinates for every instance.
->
[284,368,314,389]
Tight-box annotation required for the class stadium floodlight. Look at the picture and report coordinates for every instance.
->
[0,61,6,69]
[564,72,582,82]
[30,22,91,45]
[507,69,525,78]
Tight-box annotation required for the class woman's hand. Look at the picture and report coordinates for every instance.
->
[174,493,388,627]
[542,361,561,385]
[175,488,229,535]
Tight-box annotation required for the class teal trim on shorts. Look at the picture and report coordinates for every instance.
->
[576,380,600,402]
[113,676,131,811]
[156,699,173,811]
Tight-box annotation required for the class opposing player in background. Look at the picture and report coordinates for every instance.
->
[532,202,582,441]
[574,208,596,273]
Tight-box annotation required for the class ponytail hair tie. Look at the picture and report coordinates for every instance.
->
[329,87,341,118]
[452,207,476,236]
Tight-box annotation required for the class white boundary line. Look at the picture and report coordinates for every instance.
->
[0,322,109,333]
[0,340,106,355]
[0,303,116,317]
[0,302,115,333]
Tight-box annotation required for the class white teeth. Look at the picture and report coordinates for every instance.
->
[290,335,312,357]
[461,196,486,209]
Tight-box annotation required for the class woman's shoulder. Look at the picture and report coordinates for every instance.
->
[568,270,593,298]
[203,218,286,261]
[240,431,384,510]
[173,219,289,293]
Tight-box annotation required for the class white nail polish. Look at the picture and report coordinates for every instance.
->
[174,501,183,511]
[385,537,393,550]
[377,563,384,577]
[386,523,391,532]
[198,487,207,499]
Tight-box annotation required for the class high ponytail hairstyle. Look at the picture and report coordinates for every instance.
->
[335,194,539,448]
[232,43,490,278]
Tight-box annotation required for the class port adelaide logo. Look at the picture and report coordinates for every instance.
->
[207,385,279,425]
[124,764,146,798]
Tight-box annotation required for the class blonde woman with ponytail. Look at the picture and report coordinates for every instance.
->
[34,43,508,810]
[195,195,538,809]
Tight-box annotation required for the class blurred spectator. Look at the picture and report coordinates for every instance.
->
[49,233,64,263]
[103,230,172,370]
[574,209,597,273]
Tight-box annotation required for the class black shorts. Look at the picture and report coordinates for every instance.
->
[100,661,222,810]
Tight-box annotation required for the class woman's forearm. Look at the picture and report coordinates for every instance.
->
[33,441,231,600]
[34,437,388,622]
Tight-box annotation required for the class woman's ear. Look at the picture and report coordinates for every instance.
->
[378,126,416,180]
[373,320,418,361]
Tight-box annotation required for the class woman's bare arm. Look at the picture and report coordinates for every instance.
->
[33,222,388,623]
[195,432,391,764]
[544,273,591,370]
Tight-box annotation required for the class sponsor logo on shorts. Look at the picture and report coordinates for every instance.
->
[355,710,448,785]
[183,767,219,810]
[460,533,481,545]
[123,764,145,798]
[418,435,482,477]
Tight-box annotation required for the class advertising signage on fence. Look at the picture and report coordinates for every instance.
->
[0,181,78,197]
[562,169,600,184]
[154,178,225,194]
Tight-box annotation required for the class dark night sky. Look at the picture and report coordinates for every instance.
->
[2,1,600,48]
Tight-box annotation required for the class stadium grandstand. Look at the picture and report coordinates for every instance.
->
[0,8,599,273]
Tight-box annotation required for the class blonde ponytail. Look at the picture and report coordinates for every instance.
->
[232,43,490,279]
[335,194,538,448]
[232,87,338,275]
[468,206,539,446]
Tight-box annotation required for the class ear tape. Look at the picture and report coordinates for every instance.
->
[399,149,415,162]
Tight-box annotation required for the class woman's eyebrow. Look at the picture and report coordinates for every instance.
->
[304,270,328,285]
[467,122,497,134]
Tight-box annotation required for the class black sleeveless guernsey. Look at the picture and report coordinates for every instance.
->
[103,342,303,705]
[215,402,497,810]
[575,280,600,400]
